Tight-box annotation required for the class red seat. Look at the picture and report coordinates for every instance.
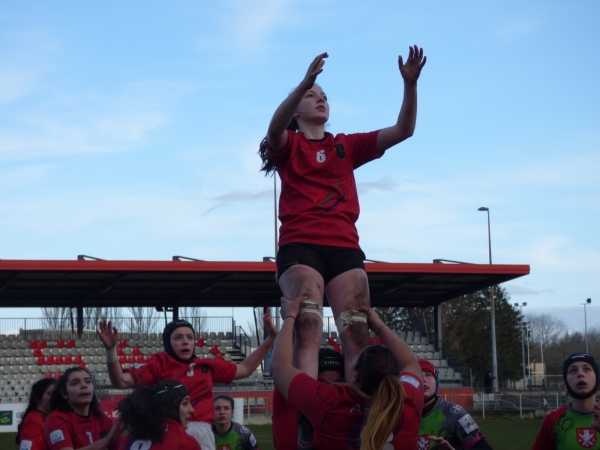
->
[375,337,383,345]
[119,355,127,364]
[67,340,76,348]
[333,345,341,353]
[39,340,47,349]
[37,356,45,365]
[44,372,53,378]
[29,340,39,349]
[119,339,128,348]
[210,345,219,355]
[133,347,141,355]
[56,340,65,348]
[327,337,335,346]
[77,363,86,369]
[74,355,83,364]
[216,354,224,360]
[46,356,55,365]
[116,347,124,356]
[369,337,375,345]
[136,355,145,363]
[65,355,73,364]
[33,348,42,357]
[128,355,136,363]
[55,356,64,365]
[54,372,62,378]
[196,338,205,347]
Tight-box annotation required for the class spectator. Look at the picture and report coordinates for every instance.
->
[212,395,259,450]
[532,353,600,449]
[118,380,199,450]
[16,378,57,450]
[417,359,492,449]
[43,367,122,450]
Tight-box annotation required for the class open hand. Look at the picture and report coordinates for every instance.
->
[300,52,328,90]
[96,319,119,349]
[356,305,385,332]
[263,308,278,339]
[280,295,306,321]
[399,45,426,84]
[426,435,455,450]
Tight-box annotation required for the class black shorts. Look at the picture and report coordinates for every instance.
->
[276,243,366,285]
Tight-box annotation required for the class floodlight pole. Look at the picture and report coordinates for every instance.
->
[479,207,498,392]
[581,298,591,353]
[515,302,527,388]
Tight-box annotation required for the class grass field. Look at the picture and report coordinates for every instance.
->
[0,418,543,449]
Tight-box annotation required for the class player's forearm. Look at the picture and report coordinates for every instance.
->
[267,87,304,145]
[396,80,418,139]
[270,317,295,376]
[106,360,134,389]
[235,334,276,379]
[376,323,419,374]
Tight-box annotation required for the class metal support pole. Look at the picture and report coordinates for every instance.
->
[434,303,443,353]
[76,305,84,339]
[173,307,179,321]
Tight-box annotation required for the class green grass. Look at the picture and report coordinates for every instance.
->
[0,418,543,450]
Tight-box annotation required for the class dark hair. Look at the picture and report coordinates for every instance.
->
[258,118,299,176]
[214,394,235,410]
[16,378,57,444]
[118,381,190,443]
[50,367,103,418]
[162,320,195,362]
[352,345,405,450]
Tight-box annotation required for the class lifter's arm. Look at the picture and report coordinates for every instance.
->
[235,309,278,379]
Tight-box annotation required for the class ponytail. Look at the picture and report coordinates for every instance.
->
[16,378,57,444]
[360,374,405,450]
[258,118,299,176]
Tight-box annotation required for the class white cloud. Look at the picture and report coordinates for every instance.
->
[0,164,54,189]
[495,18,541,40]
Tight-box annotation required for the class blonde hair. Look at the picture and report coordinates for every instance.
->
[351,345,405,450]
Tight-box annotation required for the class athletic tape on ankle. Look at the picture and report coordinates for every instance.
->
[105,347,118,363]
[299,300,323,319]
[335,310,368,333]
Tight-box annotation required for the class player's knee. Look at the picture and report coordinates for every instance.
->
[295,314,321,345]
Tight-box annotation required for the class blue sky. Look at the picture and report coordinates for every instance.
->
[1,1,599,332]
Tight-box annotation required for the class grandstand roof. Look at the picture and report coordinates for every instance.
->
[0,258,529,309]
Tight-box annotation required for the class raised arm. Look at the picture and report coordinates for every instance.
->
[356,306,421,378]
[97,319,135,389]
[376,45,427,155]
[270,296,306,400]
[266,53,328,152]
[234,309,278,379]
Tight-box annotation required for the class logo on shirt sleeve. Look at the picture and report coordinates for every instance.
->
[50,429,65,444]
[577,428,597,448]
[416,436,430,450]
[400,375,421,389]
[458,414,479,434]
[19,440,33,450]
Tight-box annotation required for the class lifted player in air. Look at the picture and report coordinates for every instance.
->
[258,45,427,387]
[212,395,260,450]
[417,359,492,450]
[532,353,600,449]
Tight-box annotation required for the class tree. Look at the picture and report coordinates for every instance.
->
[441,286,522,385]
[41,307,123,337]
[128,307,159,335]
[180,306,208,334]
[525,313,567,348]
[373,306,433,336]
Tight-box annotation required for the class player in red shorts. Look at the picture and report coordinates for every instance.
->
[17,378,57,450]
[117,380,200,450]
[98,311,277,450]
[271,296,423,450]
[43,367,122,450]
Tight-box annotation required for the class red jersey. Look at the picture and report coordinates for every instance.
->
[19,410,48,450]
[272,386,298,450]
[125,352,237,424]
[288,371,423,450]
[532,405,600,449]
[118,418,201,450]
[44,410,119,450]
[268,130,380,249]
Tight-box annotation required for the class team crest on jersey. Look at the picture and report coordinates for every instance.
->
[335,143,345,159]
[316,150,326,163]
[50,429,65,444]
[577,428,597,448]
[416,435,430,449]
[19,440,33,450]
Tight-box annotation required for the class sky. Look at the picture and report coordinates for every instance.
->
[1,1,599,334]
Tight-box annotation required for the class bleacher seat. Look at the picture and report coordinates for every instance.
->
[29,340,39,349]
[57,340,65,348]
[67,340,76,348]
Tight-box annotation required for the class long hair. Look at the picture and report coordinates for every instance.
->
[258,118,299,176]
[16,378,57,444]
[117,387,165,443]
[352,345,405,450]
[50,367,103,418]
